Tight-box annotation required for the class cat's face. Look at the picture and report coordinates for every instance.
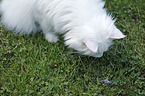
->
[64,25,126,57]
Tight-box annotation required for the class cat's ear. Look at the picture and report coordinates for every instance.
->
[110,28,126,39]
[84,39,98,53]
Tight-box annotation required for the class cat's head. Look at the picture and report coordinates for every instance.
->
[64,18,126,57]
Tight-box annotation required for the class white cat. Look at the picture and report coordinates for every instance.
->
[0,0,125,57]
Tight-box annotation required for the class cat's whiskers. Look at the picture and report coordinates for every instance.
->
[60,51,81,54]
[67,51,81,54]
[89,57,97,65]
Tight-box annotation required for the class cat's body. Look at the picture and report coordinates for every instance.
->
[0,0,125,57]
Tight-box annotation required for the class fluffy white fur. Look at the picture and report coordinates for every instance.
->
[0,0,125,57]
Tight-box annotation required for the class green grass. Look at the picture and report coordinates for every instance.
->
[0,0,145,95]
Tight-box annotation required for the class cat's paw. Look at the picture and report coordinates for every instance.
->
[45,33,58,43]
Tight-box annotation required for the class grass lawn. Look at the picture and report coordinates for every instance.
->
[0,0,145,95]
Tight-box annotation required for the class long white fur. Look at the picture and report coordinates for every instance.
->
[0,0,126,57]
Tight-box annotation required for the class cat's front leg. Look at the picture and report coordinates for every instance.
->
[39,20,58,43]
[45,32,58,43]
